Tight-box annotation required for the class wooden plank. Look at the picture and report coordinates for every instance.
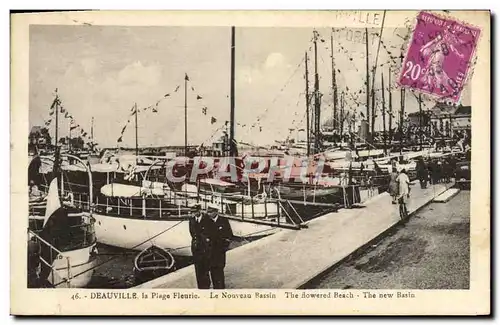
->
[135,182,454,289]
[433,188,460,203]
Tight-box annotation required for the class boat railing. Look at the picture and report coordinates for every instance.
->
[63,186,310,228]
[28,229,73,288]
[29,215,97,252]
[71,196,191,220]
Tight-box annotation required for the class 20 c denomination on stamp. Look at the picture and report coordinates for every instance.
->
[398,11,481,102]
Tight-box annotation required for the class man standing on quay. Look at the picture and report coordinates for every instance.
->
[189,204,211,289]
[206,206,233,289]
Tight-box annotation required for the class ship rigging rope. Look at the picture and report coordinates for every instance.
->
[240,52,308,140]
[365,26,440,112]
[321,27,438,145]
[370,10,388,96]
[50,219,186,287]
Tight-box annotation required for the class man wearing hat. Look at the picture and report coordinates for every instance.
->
[189,203,211,289]
[206,206,233,289]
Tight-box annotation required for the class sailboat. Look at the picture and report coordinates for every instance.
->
[28,158,98,288]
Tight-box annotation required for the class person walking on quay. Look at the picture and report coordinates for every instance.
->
[397,169,412,221]
[388,161,399,204]
[189,204,211,289]
[206,206,233,289]
[416,158,428,189]
[436,160,443,183]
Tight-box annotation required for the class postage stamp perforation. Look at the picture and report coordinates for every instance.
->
[397,10,481,103]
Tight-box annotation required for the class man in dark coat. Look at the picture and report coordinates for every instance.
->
[206,207,233,289]
[189,204,211,289]
[416,158,428,189]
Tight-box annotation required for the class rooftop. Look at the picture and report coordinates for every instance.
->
[430,103,472,117]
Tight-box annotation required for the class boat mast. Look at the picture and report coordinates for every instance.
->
[381,70,387,155]
[371,71,376,137]
[313,30,321,154]
[419,93,423,151]
[305,51,311,156]
[331,32,338,133]
[340,90,344,141]
[68,121,72,152]
[184,74,188,157]
[54,88,59,150]
[365,28,370,138]
[388,67,393,145]
[134,103,138,159]
[368,11,387,141]
[229,26,236,157]
[399,54,405,161]
[91,116,94,150]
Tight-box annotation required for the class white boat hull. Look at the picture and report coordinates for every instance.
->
[48,244,98,288]
[93,213,278,257]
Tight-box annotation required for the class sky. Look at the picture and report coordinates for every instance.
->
[29,25,471,148]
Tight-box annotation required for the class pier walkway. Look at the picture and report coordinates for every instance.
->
[135,182,453,289]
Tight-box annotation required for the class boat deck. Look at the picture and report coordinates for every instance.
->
[135,181,454,289]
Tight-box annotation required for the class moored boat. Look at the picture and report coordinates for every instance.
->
[133,245,176,285]
[28,179,98,288]
[89,180,281,256]
[28,152,99,288]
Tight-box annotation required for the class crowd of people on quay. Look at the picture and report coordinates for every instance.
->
[387,147,470,220]
[416,155,461,189]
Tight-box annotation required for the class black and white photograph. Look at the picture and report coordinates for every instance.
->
[12,10,490,315]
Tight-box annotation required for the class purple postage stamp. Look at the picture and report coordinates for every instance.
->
[398,11,481,102]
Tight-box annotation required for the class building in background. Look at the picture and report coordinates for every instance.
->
[429,103,471,139]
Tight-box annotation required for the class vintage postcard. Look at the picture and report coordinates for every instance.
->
[10,10,490,315]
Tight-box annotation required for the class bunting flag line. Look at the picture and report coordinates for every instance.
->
[49,97,57,112]
[114,76,221,145]
[44,93,98,148]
